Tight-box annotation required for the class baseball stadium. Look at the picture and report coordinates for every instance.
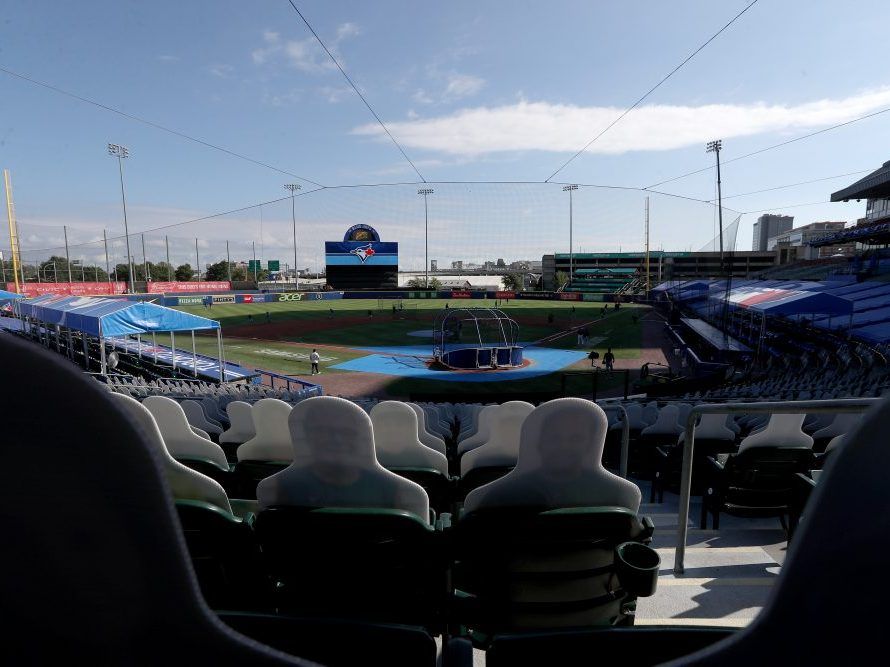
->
[2,2,890,666]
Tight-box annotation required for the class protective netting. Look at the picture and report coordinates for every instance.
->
[1,182,734,283]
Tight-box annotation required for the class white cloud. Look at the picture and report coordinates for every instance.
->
[443,73,485,100]
[251,23,360,74]
[336,22,361,40]
[353,88,890,156]
[412,88,434,105]
[319,85,352,103]
[209,64,234,78]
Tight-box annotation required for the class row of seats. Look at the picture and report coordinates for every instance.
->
[4,332,889,664]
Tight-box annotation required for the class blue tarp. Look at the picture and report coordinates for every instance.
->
[0,289,22,302]
[17,295,220,337]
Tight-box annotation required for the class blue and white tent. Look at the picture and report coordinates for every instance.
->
[0,289,22,303]
[16,295,229,377]
[17,295,219,336]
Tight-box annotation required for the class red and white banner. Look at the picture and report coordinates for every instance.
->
[495,291,516,299]
[558,292,581,301]
[450,290,472,298]
[20,282,127,297]
[146,281,232,294]
[242,294,254,303]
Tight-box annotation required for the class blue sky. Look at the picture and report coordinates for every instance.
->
[2,0,890,270]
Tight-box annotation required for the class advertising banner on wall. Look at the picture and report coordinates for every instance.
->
[495,291,516,299]
[146,281,231,294]
[19,282,127,297]
[516,291,555,300]
[558,292,581,301]
[211,295,235,303]
[450,290,472,298]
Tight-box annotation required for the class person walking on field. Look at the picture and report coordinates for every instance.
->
[310,349,321,375]
[603,347,615,372]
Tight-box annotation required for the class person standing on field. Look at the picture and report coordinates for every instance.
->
[310,349,320,375]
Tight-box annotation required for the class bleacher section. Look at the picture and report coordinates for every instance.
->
[565,268,637,294]
[6,331,890,664]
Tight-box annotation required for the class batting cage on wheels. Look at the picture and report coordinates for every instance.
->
[432,307,523,370]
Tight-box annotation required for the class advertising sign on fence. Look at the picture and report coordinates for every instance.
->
[19,282,127,297]
[450,290,472,298]
[558,292,581,301]
[211,295,236,303]
[495,291,516,300]
[176,296,205,305]
[146,281,231,294]
[516,291,555,300]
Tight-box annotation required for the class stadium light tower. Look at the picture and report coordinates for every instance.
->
[706,140,724,270]
[418,188,434,288]
[107,143,135,293]
[284,184,301,289]
[563,185,579,285]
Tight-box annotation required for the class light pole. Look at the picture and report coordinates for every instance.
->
[706,140,724,271]
[563,184,578,286]
[284,184,301,289]
[418,188,434,287]
[107,143,135,293]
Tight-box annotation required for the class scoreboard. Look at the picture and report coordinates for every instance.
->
[325,224,398,289]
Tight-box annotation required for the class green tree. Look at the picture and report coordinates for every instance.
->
[204,260,233,281]
[407,277,442,289]
[502,273,523,291]
[231,265,248,281]
[175,263,194,281]
[555,271,570,290]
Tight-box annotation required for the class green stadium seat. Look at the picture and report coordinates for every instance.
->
[175,499,275,611]
[255,507,446,630]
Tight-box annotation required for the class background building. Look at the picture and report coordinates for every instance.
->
[767,221,851,262]
[752,214,794,251]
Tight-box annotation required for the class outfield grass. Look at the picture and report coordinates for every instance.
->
[180,336,360,376]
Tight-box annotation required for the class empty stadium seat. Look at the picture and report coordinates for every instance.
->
[811,413,862,451]
[664,398,890,666]
[457,404,498,455]
[652,412,738,503]
[182,399,224,439]
[407,402,448,455]
[235,399,294,497]
[220,400,256,447]
[370,401,450,509]
[0,335,313,665]
[143,395,230,481]
[459,401,534,491]
[110,393,234,514]
[736,413,813,453]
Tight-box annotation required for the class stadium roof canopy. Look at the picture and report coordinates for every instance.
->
[831,160,890,202]
[17,294,220,337]
[722,287,853,316]
[0,289,22,302]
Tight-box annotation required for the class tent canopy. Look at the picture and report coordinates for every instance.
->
[0,289,22,303]
[17,295,220,337]
[722,287,853,317]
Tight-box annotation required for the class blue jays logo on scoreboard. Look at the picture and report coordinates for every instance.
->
[325,225,398,267]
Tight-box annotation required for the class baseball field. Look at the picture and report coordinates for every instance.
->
[173,298,662,399]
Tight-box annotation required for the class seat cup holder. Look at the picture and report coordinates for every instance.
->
[614,542,660,597]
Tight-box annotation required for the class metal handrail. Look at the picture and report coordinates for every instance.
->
[597,403,630,479]
[674,397,880,574]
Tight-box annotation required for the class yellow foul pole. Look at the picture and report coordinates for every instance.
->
[4,169,22,294]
